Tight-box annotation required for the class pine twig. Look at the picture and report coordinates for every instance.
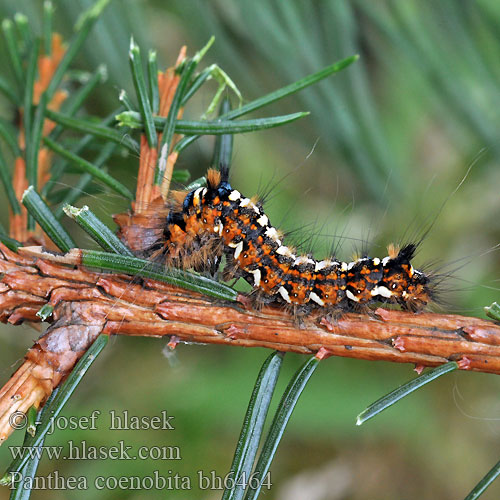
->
[1,241,499,444]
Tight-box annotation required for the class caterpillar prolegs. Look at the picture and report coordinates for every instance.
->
[146,167,433,315]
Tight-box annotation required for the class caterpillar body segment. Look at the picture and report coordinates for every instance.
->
[154,168,432,313]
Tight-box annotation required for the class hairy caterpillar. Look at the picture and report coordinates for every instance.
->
[142,167,433,315]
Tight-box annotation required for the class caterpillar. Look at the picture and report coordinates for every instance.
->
[141,167,434,316]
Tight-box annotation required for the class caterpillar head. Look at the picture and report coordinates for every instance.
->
[380,244,432,311]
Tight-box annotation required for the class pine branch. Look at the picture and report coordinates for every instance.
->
[1,241,499,444]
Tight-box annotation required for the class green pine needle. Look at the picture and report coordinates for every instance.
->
[485,302,500,322]
[129,37,157,148]
[222,351,284,500]
[356,362,459,426]
[243,356,321,500]
[43,136,134,200]
[464,459,500,500]
[79,250,238,302]
[22,186,76,252]
[64,204,134,256]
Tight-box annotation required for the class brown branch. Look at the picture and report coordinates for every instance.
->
[0,301,105,444]
[1,241,500,443]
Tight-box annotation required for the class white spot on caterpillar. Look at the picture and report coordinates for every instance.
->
[315,260,329,271]
[214,222,223,235]
[346,289,359,302]
[402,290,408,298]
[409,265,414,277]
[382,256,390,266]
[250,269,261,287]
[370,286,392,298]
[373,258,380,266]
[309,291,324,306]
[276,246,294,258]
[257,214,268,226]
[294,256,315,266]
[193,187,206,205]
[228,190,241,201]
[347,261,356,270]
[228,241,244,259]
[278,286,291,303]
[265,227,281,245]
[252,204,261,214]
[341,262,348,272]
[239,198,251,207]
[233,241,244,259]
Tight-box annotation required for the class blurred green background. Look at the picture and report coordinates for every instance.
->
[0,1,499,499]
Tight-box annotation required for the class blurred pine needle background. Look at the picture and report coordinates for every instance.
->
[0,1,499,499]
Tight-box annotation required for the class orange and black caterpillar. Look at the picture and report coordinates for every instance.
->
[146,167,433,314]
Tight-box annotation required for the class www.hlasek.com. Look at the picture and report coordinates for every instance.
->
[9,439,181,461]
[8,471,273,491]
